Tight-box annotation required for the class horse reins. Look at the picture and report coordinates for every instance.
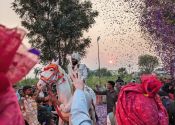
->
[40,64,68,122]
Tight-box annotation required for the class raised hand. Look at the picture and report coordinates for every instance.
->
[70,73,84,90]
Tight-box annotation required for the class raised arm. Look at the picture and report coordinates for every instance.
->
[71,90,92,125]
[94,89,107,95]
[70,73,92,125]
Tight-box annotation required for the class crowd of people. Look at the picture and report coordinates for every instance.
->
[13,85,57,125]
[95,76,175,125]
[14,78,98,125]
[12,74,175,125]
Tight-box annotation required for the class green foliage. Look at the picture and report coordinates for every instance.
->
[87,74,133,88]
[138,54,159,74]
[100,68,112,76]
[86,76,116,88]
[118,67,127,74]
[17,78,39,87]
[17,73,133,89]
[17,67,132,89]
[88,68,112,77]
[12,0,98,69]
[122,74,133,84]
[34,67,42,78]
[118,67,128,79]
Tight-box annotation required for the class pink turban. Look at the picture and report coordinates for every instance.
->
[116,75,169,125]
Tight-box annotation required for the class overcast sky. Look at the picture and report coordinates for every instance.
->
[0,0,156,77]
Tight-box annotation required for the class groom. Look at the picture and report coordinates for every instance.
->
[68,52,88,83]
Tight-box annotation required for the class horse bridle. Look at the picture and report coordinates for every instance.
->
[39,64,68,121]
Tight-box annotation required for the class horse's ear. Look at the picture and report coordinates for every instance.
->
[55,59,59,65]
[51,59,55,64]
[66,55,72,63]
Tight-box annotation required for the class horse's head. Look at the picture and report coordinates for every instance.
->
[37,61,65,90]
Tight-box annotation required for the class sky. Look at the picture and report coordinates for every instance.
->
[0,0,157,77]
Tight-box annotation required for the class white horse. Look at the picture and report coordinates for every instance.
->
[37,61,96,125]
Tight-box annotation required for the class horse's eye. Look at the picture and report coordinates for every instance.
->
[50,69,54,71]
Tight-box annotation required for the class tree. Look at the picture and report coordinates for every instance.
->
[17,78,39,87]
[94,68,112,77]
[118,67,128,79]
[12,0,98,69]
[138,54,159,74]
[99,68,112,76]
[34,67,41,78]
[118,67,127,74]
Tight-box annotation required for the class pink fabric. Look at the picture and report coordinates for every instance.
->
[141,75,163,97]
[0,85,24,125]
[0,25,39,125]
[169,93,174,100]
[6,45,39,84]
[0,25,25,73]
[116,75,169,125]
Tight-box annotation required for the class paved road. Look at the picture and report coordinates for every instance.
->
[96,104,107,125]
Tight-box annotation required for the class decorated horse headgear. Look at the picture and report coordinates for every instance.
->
[71,52,81,62]
[40,61,64,85]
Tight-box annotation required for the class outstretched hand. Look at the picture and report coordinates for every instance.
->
[70,73,84,90]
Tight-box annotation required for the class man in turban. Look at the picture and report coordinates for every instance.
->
[68,52,96,104]
[68,52,88,82]
[67,52,97,124]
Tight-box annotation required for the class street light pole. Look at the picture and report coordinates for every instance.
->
[128,64,131,74]
[97,36,101,84]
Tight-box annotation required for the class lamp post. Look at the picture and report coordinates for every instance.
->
[97,36,101,84]
[128,64,131,74]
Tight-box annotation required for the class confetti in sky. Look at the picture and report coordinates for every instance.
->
[82,0,156,71]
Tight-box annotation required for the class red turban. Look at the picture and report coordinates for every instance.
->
[0,25,39,125]
[115,75,169,125]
